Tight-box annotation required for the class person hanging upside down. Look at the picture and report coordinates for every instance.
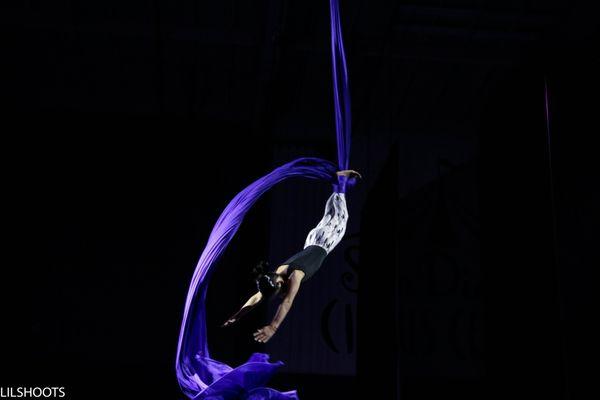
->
[221,169,361,343]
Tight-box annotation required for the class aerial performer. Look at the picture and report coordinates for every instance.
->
[175,0,355,399]
[222,169,362,344]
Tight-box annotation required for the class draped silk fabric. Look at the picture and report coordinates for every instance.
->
[175,1,352,398]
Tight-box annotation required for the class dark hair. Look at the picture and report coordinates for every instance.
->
[253,261,282,300]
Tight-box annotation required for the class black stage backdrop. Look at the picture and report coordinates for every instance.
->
[2,1,598,400]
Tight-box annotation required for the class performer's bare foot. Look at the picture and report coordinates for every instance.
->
[336,169,362,179]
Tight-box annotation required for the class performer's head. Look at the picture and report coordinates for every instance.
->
[253,261,286,300]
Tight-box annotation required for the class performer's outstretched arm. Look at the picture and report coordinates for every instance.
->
[222,291,263,327]
[253,270,303,343]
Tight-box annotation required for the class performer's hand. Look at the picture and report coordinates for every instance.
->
[253,325,277,343]
[336,169,362,179]
[221,317,237,328]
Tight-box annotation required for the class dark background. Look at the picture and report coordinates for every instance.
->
[2,1,598,399]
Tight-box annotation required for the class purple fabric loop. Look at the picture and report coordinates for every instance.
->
[176,1,352,398]
[176,158,337,399]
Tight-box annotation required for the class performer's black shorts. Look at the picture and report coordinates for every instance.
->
[282,245,328,282]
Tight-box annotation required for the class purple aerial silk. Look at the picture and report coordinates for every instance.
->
[329,0,352,190]
[175,1,352,399]
[175,158,338,399]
